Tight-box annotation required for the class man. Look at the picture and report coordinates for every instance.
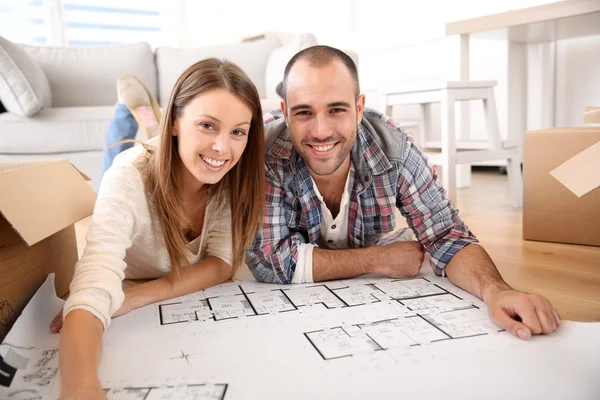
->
[246,45,560,340]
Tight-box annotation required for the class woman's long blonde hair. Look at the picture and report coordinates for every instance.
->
[136,58,265,275]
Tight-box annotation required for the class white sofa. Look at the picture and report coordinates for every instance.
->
[0,33,318,190]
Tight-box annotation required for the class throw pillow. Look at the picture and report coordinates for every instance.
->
[0,36,51,116]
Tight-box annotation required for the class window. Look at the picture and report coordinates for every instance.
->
[62,0,171,47]
[0,0,176,47]
[0,0,48,45]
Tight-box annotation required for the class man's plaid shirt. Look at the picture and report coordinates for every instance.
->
[246,107,479,284]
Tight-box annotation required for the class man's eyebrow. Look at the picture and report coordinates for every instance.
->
[290,104,312,112]
[327,101,352,108]
[290,101,353,112]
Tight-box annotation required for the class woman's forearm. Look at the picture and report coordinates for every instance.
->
[121,256,232,312]
[59,309,105,396]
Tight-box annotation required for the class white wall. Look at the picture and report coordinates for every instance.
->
[177,0,600,137]
[555,34,600,126]
[344,0,600,142]
[176,0,353,48]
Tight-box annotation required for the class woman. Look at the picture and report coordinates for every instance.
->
[54,58,265,399]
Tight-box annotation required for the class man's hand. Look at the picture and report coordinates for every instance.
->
[444,244,561,340]
[485,288,561,340]
[374,241,425,279]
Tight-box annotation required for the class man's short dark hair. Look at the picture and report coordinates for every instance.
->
[282,45,360,99]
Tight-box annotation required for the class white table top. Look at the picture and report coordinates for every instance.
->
[445,0,600,43]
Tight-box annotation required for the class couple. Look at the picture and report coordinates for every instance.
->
[52,46,560,399]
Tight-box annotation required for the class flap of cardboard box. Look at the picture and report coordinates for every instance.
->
[549,139,600,198]
[528,126,600,197]
[0,159,97,246]
[0,160,91,181]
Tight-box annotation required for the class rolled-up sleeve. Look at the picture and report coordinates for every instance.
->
[63,164,142,330]
[246,165,308,284]
[396,139,479,276]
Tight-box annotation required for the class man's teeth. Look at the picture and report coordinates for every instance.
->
[201,155,226,167]
[312,144,335,152]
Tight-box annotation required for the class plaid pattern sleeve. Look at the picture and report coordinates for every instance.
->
[395,136,479,276]
[245,162,303,284]
[263,108,283,125]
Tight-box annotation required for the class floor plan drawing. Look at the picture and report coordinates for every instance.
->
[103,383,228,400]
[0,346,59,400]
[329,283,384,306]
[304,306,502,360]
[304,298,502,360]
[243,290,297,315]
[371,278,449,299]
[275,284,346,309]
[159,300,213,325]
[398,293,475,312]
[155,277,470,327]
[3,271,599,400]
[205,294,257,321]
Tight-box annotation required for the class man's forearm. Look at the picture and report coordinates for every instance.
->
[444,243,512,303]
[312,247,380,282]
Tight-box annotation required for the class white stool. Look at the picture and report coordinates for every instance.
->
[381,81,523,208]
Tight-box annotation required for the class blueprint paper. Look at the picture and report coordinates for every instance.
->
[2,269,600,400]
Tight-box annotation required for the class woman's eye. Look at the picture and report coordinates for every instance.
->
[199,123,214,130]
[232,129,247,137]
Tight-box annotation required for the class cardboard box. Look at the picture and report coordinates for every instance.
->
[0,160,96,340]
[523,127,600,247]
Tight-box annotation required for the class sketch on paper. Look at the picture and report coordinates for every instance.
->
[0,346,59,400]
[304,307,501,360]
[2,269,600,400]
[156,277,470,327]
[152,275,503,363]
[103,383,228,400]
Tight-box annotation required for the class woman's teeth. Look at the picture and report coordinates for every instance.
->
[201,155,226,167]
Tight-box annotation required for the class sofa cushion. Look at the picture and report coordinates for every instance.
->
[0,36,52,117]
[0,106,116,154]
[155,38,281,106]
[19,42,157,108]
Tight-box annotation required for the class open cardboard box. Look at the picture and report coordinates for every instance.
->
[0,160,96,340]
[523,126,600,247]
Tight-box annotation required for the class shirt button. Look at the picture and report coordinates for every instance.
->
[327,239,333,243]
[331,225,336,229]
